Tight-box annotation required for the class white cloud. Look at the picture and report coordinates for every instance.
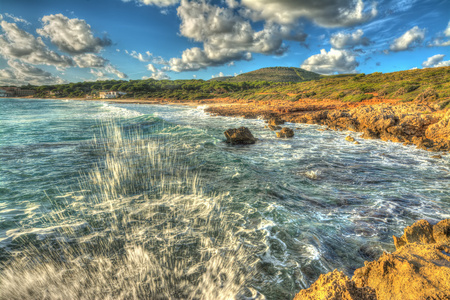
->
[211,71,225,78]
[145,64,170,79]
[300,48,359,75]
[445,21,450,37]
[147,63,157,72]
[74,54,108,68]
[128,50,152,62]
[390,26,425,51]
[37,14,111,54]
[240,0,377,28]
[431,21,450,47]
[422,54,450,68]
[105,64,128,79]
[3,13,31,25]
[123,0,179,7]
[0,60,66,85]
[90,69,106,78]
[330,29,370,49]
[0,20,74,68]
[168,0,306,72]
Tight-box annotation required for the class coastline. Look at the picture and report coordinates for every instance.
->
[31,95,450,153]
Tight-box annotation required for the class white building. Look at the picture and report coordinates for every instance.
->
[0,89,8,97]
[99,91,127,99]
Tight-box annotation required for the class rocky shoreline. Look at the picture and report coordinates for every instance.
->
[204,98,450,152]
[294,219,450,300]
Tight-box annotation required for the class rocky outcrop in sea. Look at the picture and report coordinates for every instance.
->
[294,219,450,300]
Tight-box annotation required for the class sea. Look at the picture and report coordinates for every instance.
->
[0,98,449,299]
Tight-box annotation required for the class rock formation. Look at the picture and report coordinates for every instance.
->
[293,270,377,300]
[276,127,294,138]
[294,219,450,300]
[206,100,450,152]
[268,117,285,126]
[224,127,257,145]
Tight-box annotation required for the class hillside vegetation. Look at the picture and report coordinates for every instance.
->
[22,66,450,108]
[210,67,321,82]
[229,67,450,108]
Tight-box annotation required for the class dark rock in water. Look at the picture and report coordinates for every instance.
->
[268,117,285,126]
[268,125,282,131]
[276,127,294,138]
[224,127,256,145]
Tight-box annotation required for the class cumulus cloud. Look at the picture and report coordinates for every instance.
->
[128,50,152,62]
[422,54,450,68]
[240,0,377,28]
[300,48,359,75]
[431,21,450,47]
[390,26,425,51]
[330,29,370,49]
[105,64,128,79]
[2,13,31,25]
[73,53,108,68]
[445,21,450,37]
[0,20,74,68]
[211,71,232,78]
[0,60,65,85]
[168,0,306,72]
[37,14,112,54]
[123,0,179,7]
[145,63,170,79]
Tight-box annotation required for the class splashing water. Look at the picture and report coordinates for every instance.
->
[0,123,263,300]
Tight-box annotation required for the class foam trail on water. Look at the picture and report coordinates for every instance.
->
[0,122,262,300]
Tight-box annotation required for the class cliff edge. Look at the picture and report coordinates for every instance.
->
[294,219,450,300]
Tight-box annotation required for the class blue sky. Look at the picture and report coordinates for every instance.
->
[0,0,449,85]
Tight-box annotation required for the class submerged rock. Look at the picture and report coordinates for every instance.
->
[268,117,285,126]
[294,219,450,300]
[346,135,356,142]
[224,127,256,145]
[276,127,294,138]
[268,125,282,131]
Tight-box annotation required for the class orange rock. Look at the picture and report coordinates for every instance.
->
[294,219,450,300]
[293,270,376,300]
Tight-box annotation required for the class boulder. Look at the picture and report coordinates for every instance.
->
[276,127,294,138]
[268,117,285,126]
[224,127,256,145]
[345,136,356,142]
[268,125,282,131]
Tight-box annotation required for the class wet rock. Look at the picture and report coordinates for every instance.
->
[431,154,442,159]
[268,117,285,126]
[224,127,256,145]
[276,127,294,138]
[293,270,376,300]
[354,141,360,145]
[345,136,356,142]
[268,125,282,131]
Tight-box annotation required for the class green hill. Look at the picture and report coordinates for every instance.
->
[209,67,321,83]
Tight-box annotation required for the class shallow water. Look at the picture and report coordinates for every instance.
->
[0,98,449,299]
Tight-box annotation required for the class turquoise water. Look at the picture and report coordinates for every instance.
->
[0,98,449,299]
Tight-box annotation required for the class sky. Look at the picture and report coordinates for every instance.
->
[0,0,449,85]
